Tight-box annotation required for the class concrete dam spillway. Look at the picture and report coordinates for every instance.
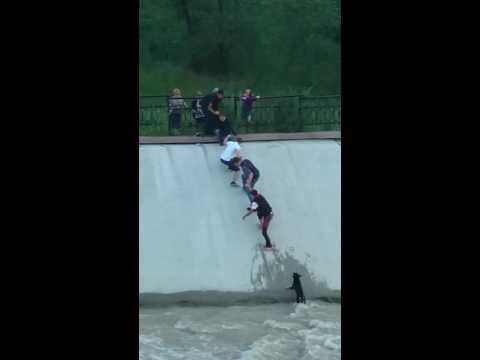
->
[139,140,340,303]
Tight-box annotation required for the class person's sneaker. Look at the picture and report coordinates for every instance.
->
[230,181,239,187]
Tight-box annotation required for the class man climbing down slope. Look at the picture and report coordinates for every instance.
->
[220,135,242,186]
[242,190,273,249]
[217,113,237,145]
[233,157,260,202]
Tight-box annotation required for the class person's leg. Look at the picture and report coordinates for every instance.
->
[170,113,180,135]
[221,158,230,168]
[225,119,236,136]
[232,169,240,183]
[261,214,273,247]
[251,176,259,189]
[218,128,227,145]
[241,107,248,124]
[168,113,173,134]
[244,186,254,202]
[175,113,183,134]
[228,161,241,184]
[194,116,202,136]
[205,115,214,135]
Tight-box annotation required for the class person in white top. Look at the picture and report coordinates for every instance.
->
[220,134,242,186]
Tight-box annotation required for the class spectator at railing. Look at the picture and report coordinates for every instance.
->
[168,88,188,135]
[191,91,205,136]
[240,89,260,124]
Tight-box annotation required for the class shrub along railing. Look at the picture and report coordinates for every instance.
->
[139,94,340,136]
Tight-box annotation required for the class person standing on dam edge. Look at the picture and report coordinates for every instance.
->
[220,135,242,186]
[200,88,224,135]
[168,88,188,135]
[242,190,273,249]
[240,89,260,124]
[287,273,306,304]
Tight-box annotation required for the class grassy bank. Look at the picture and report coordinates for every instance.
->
[140,63,339,97]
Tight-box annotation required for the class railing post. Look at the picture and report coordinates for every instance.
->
[233,96,237,124]
[166,96,171,136]
[297,95,303,132]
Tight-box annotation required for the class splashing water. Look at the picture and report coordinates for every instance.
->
[140,300,340,360]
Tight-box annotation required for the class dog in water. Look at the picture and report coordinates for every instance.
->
[287,272,306,304]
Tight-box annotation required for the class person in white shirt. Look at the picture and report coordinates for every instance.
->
[220,135,242,186]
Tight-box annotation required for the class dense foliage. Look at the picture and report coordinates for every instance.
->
[140,0,340,96]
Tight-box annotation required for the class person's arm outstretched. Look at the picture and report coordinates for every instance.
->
[242,208,255,220]
[223,134,233,145]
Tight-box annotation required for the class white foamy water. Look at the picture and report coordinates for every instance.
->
[139,301,340,360]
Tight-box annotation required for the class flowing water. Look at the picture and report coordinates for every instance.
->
[140,300,340,360]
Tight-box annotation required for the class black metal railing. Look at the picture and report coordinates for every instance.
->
[139,94,340,136]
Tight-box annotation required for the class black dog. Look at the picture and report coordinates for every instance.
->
[287,272,306,304]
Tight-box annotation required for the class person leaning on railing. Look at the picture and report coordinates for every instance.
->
[240,89,260,124]
[191,90,206,136]
[168,88,188,135]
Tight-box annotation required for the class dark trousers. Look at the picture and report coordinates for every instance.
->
[218,120,236,144]
[205,113,219,135]
[260,213,273,247]
[193,115,206,134]
[169,112,181,130]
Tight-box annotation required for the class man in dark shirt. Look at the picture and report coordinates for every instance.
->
[242,190,273,249]
[233,158,260,201]
[200,89,224,135]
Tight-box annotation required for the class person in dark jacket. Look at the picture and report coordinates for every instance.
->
[217,113,236,145]
[242,190,273,248]
[233,157,260,201]
[287,272,306,304]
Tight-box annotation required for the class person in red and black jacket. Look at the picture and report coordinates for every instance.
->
[242,190,273,249]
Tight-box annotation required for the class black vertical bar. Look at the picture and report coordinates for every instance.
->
[297,95,303,132]
[166,96,171,136]
[234,96,237,125]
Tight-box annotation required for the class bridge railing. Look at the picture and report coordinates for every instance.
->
[139,94,340,136]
